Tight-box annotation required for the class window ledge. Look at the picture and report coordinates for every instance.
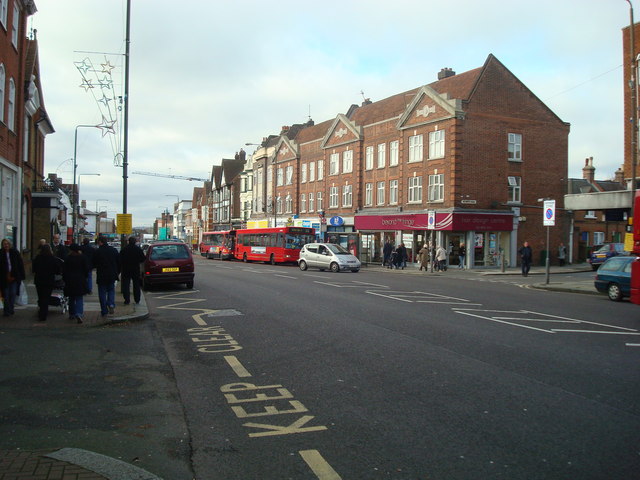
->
[508,159,523,163]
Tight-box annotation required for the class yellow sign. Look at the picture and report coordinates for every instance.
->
[116,213,133,235]
[624,232,635,252]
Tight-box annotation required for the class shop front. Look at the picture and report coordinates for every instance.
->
[354,210,514,268]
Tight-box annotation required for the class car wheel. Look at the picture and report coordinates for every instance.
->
[186,280,194,289]
[270,254,276,265]
[243,253,248,263]
[299,260,308,271]
[330,262,340,273]
[591,265,598,271]
[608,283,623,301]
[351,269,360,273]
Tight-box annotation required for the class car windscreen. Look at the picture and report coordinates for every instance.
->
[326,244,351,255]
[599,257,628,271]
[150,245,190,260]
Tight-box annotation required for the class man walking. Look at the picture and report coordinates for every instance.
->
[93,236,120,316]
[120,237,145,305]
[50,233,68,262]
[519,241,533,277]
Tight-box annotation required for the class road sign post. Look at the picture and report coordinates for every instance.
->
[543,200,555,284]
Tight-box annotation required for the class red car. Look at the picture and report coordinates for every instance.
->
[142,241,194,290]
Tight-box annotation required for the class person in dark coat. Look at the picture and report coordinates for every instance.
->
[518,241,533,277]
[93,236,121,317]
[120,236,145,305]
[32,244,62,322]
[383,241,393,267]
[50,233,68,262]
[394,243,407,270]
[63,243,90,323]
[1,238,26,317]
[79,238,96,294]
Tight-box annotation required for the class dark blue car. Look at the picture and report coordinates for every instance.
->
[588,243,626,270]
[594,255,636,301]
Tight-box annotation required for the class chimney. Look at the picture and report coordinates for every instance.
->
[361,98,372,106]
[281,126,290,134]
[582,157,595,184]
[81,200,86,209]
[438,67,456,80]
[614,166,625,185]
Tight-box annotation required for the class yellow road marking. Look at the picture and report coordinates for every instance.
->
[299,450,341,480]
[224,356,252,377]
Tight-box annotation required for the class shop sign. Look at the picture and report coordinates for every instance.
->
[355,212,512,231]
[329,216,345,226]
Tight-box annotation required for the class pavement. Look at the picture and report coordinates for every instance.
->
[0,263,596,480]
[0,273,158,480]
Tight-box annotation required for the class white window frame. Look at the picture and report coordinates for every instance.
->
[428,174,444,202]
[285,165,293,185]
[301,164,307,183]
[308,192,314,212]
[428,130,445,159]
[584,210,596,219]
[276,167,283,186]
[276,196,283,214]
[329,153,339,175]
[389,179,398,204]
[11,4,18,48]
[389,140,399,166]
[7,78,15,131]
[377,143,386,168]
[309,162,315,182]
[0,0,8,29]
[329,186,339,208]
[593,232,605,245]
[507,175,521,203]
[343,150,353,173]
[409,134,423,163]
[408,176,422,203]
[316,191,323,211]
[285,194,293,213]
[0,65,4,123]
[365,146,374,170]
[365,183,373,206]
[300,194,306,212]
[508,133,522,162]
[342,184,352,207]
[377,181,385,205]
[318,160,324,180]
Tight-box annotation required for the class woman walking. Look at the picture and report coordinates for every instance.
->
[32,244,61,322]
[63,243,89,323]
[0,238,25,317]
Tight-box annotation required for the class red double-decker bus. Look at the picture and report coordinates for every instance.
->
[199,230,236,260]
[235,227,316,264]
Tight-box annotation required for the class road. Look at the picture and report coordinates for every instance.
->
[148,256,640,480]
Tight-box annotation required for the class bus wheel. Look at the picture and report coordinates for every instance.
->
[243,253,248,263]
[270,254,276,265]
[299,260,308,271]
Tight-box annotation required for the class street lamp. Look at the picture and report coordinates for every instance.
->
[626,0,638,218]
[72,124,100,242]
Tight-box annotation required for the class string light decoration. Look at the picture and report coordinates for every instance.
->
[74,56,123,166]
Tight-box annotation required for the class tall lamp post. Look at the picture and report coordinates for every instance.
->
[72,124,99,242]
[76,173,100,241]
[627,0,638,218]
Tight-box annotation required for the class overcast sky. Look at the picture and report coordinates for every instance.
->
[32,0,629,227]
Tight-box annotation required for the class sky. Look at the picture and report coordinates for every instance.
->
[31,0,630,227]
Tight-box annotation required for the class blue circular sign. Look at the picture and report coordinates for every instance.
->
[329,216,344,226]
[545,209,553,219]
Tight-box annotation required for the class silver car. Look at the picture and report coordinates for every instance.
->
[298,243,361,273]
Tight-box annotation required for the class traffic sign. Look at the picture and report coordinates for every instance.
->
[543,200,555,226]
[427,210,435,230]
[117,213,133,234]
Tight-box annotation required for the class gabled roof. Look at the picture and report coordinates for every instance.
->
[296,118,334,144]
[221,157,246,185]
[211,165,223,189]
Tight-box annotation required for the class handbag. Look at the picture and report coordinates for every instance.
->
[15,284,28,306]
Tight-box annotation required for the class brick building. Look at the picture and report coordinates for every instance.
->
[264,54,569,267]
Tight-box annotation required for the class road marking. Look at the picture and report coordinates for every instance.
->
[626,343,640,347]
[300,450,342,480]
[274,274,297,279]
[455,309,554,333]
[224,356,252,377]
[367,290,478,305]
[551,330,640,335]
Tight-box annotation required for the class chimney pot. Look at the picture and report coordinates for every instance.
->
[438,67,456,80]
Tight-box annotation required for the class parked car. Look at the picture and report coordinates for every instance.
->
[588,243,626,270]
[298,243,361,273]
[142,241,194,289]
[594,255,636,301]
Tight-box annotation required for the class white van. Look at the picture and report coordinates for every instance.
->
[298,243,361,273]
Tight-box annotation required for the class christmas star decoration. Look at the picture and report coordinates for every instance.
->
[74,59,91,75]
[96,115,116,137]
[101,60,115,74]
[98,75,113,89]
[79,79,94,92]
[98,94,112,107]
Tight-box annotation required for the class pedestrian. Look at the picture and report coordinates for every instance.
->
[395,243,407,270]
[79,238,96,294]
[383,241,393,268]
[32,244,62,322]
[51,233,68,262]
[558,242,567,266]
[0,238,25,317]
[120,236,145,305]
[418,243,430,271]
[435,245,447,272]
[518,241,533,277]
[458,243,466,269]
[37,238,47,252]
[93,236,121,317]
[63,243,89,324]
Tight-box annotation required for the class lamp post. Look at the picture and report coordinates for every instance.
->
[72,124,99,242]
[626,0,638,218]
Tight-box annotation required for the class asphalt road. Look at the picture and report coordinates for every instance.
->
[146,257,640,480]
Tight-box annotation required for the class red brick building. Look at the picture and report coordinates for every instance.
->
[267,54,569,267]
